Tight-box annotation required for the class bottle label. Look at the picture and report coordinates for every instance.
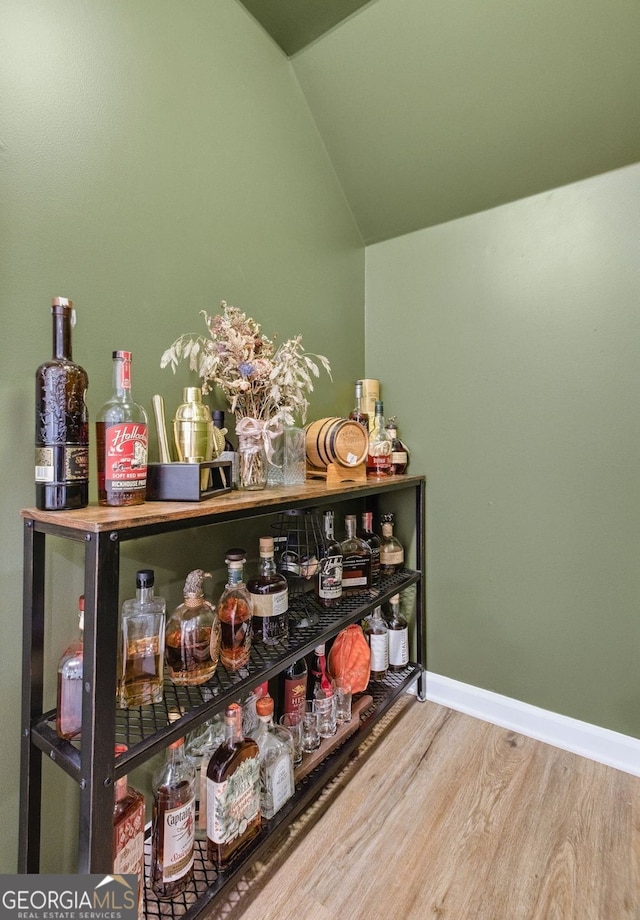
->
[369,632,389,671]
[35,445,89,483]
[104,423,148,492]
[251,588,288,618]
[284,677,307,714]
[263,752,294,816]
[388,628,410,667]
[342,553,370,587]
[381,547,404,565]
[318,554,343,599]
[113,798,145,915]
[160,797,195,883]
[207,755,260,845]
[391,450,408,465]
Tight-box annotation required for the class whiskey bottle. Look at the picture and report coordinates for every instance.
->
[348,380,369,430]
[150,731,196,899]
[56,595,84,740]
[317,510,343,607]
[366,400,393,478]
[283,658,308,715]
[118,569,166,709]
[385,416,409,474]
[218,550,253,670]
[379,512,405,575]
[206,701,261,868]
[96,350,148,506]
[185,714,226,840]
[386,593,410,671]
[249,695,295,820]
[359,510,381,588]
[113,744,145,919]
[340,514,372,594]
[364,606,389,680]
[165,569,220,686]
[247,536,289,645]
[35,297,89,510]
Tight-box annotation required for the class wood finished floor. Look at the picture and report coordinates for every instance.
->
[211,696,640,920]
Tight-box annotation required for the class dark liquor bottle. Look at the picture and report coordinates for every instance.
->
[247,536,289,645]
[386,593,410,671]
[217,549,253,670]
[283,658,308,714]
[56,595,84,740]
[165,569,220,685]
[150,732,196,899]
[317,510,343,607]
[348,380,369,430]
[366,400,393,479]
[96,350,148,507]
[35,297,89,510]
[118,569,166,708]
[113,745,145,919]
[340,514,372,594]
[379,512,405,575]
[385,416,409,475]
[206,702,261,867]
[359,510,381,588]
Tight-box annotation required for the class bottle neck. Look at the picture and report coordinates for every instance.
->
[112,354,132,397]
[136,585,154,605]
[52,308,72,361]
[115,775,129,802]
[382,521,394,537]
[259,553,276,577]
[324,513,335,541]
[362,511,373,531]
[345,516,356,538]
[226,562,245,586]
[224,707,243,744]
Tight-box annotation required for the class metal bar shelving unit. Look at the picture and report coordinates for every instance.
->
[19,474,426,919]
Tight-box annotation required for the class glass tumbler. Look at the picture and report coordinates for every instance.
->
[313,693,337,738]
[301,702,321,752]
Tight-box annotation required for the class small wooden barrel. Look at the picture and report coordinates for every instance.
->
[305,417,369,469]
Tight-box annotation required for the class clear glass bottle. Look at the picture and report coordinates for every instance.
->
[218,549,253,670]
[113,744,145,919]
[348,380,369,430]
[118,569,166,708]
[359,510,381,588]
[385,416,409,475]
[165,569,220,685]
[340,514,372,594]
[185,713,226,840]
[96,350,148,506]
[366,400,393,479]
[56,595,84,740]
[316,510,343,607]
[249,695,295,820]
[386,593,410,671]
[206,701,261,868]
[364,606,389,680]
[247,536,289,645]
[150,732,196,900]
[379,512,405,575]
[283,658,308,714]
[35,297,89,511]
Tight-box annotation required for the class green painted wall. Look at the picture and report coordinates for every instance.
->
[0,0,363,872]
[366,163,640,737]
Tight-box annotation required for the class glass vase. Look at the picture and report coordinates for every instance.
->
[238,442,268,490]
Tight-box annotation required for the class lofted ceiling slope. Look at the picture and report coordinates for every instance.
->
[239,0,640,244]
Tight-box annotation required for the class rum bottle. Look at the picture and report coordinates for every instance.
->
[340,514,372,594]
[359,510,381,588]
[165,570,220,685]
[385,416,409,474]
[366,400,393,478]
[218,549,253,670]
[35,297,89,510]
[364,606,389,680]
[247,536,289,645]
[283,658,308,714]
[113,744,145,919]
[96,350,148,506]
[348,380,369,430]
[386,593,410,671]
[206,702,261,867]
[379,512,405,575]
[150,730,196,899]
[249,695,295,820]
[56,595,84,740]
[316,510,343,607]
[118,569,166,709]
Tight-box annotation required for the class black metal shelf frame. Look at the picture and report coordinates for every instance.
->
[19,475,426,911]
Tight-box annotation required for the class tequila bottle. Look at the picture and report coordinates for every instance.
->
[206,702,261,867]
[118,569,165,708]
[340,514,372,594]
[379,512,405,575]
[247,536,289,645]
[249,695,295,820]
[165,569,220,685]
[56,595,84,740]
[150,732,196,899]
[218,550,253,670]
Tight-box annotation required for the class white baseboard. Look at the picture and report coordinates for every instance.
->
[423,671,640,777]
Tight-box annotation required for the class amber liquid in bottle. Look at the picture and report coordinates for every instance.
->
[113,745,145,919]
[218,550,253,670]
[35,297,89,511]
[56,595,84,740]
[150,736,196,900]
[247,536,289,645]
[96,350,148,507]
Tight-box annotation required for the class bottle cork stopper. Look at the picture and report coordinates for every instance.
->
[256,695,274,718]
[259,536,274,555]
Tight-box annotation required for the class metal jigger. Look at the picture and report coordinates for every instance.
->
[173,387,215,491]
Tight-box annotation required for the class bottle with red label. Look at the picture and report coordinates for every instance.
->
[96,351,149,506]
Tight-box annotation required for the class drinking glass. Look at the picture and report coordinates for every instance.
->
[301,702,321,752]
[332,678,352,723]
[279,711,303,765]
[313,693,337,738]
